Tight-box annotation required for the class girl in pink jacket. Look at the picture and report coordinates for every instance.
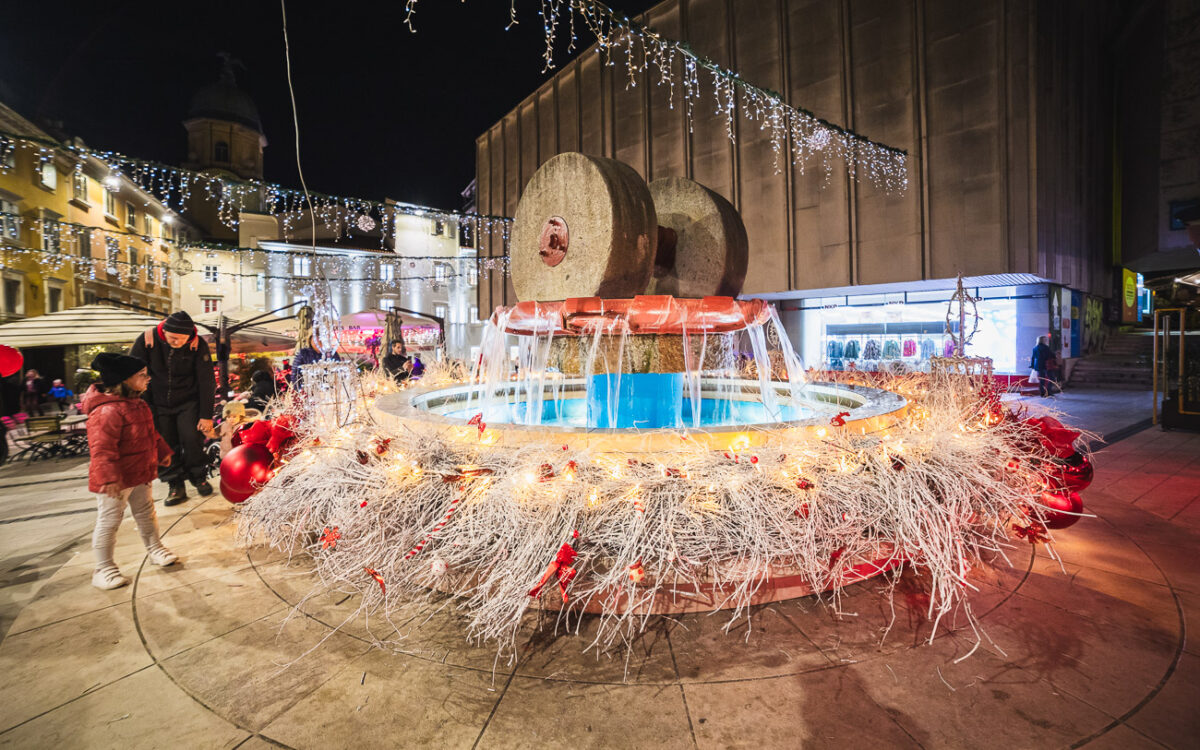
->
[84,353,179,590]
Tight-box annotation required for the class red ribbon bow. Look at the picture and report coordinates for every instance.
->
[528,541,579,602]
[830,411,851,427]
[467,413,487,436]
[320,526,341,549]
[1013,522,1049,544]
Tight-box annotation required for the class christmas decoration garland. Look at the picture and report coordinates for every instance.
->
[235,368,1091,663]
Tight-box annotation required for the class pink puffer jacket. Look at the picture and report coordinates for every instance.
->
[82,386,172,493]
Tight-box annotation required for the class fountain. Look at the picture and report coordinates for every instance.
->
[372,153,908,611]
[239,154,1087,657]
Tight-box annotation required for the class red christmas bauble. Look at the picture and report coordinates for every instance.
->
[220,480,254,504]
[1055,453,1094,492]
[220,444,275,496]
[0,345,22,378]
[1038,490,1084,529]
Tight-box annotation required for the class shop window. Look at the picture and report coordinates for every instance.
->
[38,162,57,191]
[213,141,230,163]
[203,265,219,283]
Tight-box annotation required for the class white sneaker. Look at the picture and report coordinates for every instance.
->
[92,567,130,590]
[146,546,179,566]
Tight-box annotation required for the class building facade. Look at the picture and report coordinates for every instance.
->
[474,0,1190,372]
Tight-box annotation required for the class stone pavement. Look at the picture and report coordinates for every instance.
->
[0,388,1197,749]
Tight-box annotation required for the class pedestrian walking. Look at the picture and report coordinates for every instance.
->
[48,379,74,412]
[1030,335,1054,398]
[129,311,217,505]
[82,353,178,590]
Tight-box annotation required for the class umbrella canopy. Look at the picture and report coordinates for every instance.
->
[193,308,295,334]
[191,312,296,354]
[338,308,440,329]
[0,305,162,348]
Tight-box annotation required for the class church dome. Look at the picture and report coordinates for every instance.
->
[187,57,263,133]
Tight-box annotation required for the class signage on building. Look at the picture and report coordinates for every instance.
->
[1121,268,1138,323]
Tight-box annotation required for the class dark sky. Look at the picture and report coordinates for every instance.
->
[0,0,657,211]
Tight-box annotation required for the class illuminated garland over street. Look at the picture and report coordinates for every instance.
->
[402,0,909,192]
[0,130,513,250]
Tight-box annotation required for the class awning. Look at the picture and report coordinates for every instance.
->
[0,305,163,348]
[339,308,441,329]
[0,305,295,354]
[192,312,296,354]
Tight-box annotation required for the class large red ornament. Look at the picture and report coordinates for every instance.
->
[1038,489,1084,529]
[1054,452,1094,492]
[0,345,22,378]
[220,443,275,497]
[219,480,254,504]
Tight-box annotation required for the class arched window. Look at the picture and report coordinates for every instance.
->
[213,141,230,162]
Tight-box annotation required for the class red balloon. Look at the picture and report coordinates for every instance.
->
[0,345,22,378]
[220,444,275,496]
[1055,453,1094,492]
[220,480,254,504]
[1038,490,1085,529]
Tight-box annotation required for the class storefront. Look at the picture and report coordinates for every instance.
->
[768,277,1067,376]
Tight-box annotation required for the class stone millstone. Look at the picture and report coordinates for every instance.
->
[511,153,657,302]
[548,333,737,376]
[647,177,748,298]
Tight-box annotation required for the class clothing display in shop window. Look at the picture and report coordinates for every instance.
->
[943,339,957,357]
[919,338,936,359]
[882,340,901,359]
[843,339,861,359]
[862,339,881,360]
[902,339,917,357]
[827,339,844,360]
[830,358,844,371]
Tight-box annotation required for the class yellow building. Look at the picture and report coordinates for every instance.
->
[0,102,188,321]
[0,104,76,323]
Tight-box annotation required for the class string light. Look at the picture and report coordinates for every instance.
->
[0,130,514,251]
[401,0,909,192]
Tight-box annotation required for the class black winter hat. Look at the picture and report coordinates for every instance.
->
[162,310,196,335]
[91,353,147,387]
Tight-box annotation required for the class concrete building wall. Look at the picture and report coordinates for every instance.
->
[475,0,1124,315]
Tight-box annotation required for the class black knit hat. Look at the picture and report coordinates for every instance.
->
[91,353,147,387]
[162,310,196,335]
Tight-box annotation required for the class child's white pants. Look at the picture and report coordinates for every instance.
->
[92,483,163,570]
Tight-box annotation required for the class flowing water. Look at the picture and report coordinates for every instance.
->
[464,305,812,429]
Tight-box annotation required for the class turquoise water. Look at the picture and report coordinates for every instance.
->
[446,389,809,428]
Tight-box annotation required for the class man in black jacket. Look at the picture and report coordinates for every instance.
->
[129,311,216,505]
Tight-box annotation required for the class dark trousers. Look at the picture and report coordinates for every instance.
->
[20,392,41,416]
[1037,368,1049,397]
[152,401,207,485]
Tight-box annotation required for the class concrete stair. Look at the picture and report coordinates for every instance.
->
[1068,332,1153,389]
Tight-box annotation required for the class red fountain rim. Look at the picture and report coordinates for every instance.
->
[495,296,773,337]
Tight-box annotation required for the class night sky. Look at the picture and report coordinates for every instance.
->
[0,0,656,211]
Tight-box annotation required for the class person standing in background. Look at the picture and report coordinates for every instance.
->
[21,369,46,416]
[1030,336,1054,398]
[129,311,217,505]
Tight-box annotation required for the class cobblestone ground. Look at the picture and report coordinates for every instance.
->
[1,388,1197,749]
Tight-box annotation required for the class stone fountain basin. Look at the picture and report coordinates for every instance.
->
[372,378,907,453]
